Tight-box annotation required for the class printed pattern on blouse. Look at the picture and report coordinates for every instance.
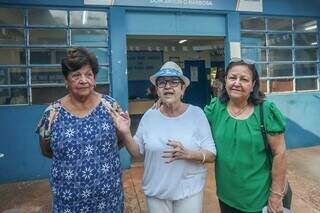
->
[36,95,124,213]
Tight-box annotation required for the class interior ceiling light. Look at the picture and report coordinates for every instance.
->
[305,25,317,31]
[178,39,187,44]
[82,11,87,25]
[311,42,317,45]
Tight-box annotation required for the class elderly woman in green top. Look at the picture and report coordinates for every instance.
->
[204,58,287,213]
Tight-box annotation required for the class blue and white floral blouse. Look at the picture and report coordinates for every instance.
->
[36,95,124,213]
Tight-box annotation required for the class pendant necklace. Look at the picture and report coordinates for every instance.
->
[229,103,249,117]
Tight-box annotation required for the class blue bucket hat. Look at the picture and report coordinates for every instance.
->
[150,61,190,87]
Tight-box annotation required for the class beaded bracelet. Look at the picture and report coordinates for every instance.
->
[269,188,284,198]
[270,180,288,198]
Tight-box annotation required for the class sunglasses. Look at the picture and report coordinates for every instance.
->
[229,57,255,65]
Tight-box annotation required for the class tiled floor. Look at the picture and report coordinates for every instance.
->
[1,146,320,213]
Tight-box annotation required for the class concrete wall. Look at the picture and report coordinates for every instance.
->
[268,93,320,149]
[0,105,130,184]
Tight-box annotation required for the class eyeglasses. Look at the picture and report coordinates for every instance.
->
[156,79,182,88]
[229,57,255,65]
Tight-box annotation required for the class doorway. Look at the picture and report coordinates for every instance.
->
[184,60,208,109]
[126,35,225,133]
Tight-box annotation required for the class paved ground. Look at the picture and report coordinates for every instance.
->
[0,146,319,213]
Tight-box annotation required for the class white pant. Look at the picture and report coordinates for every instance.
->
[146,190,204,213]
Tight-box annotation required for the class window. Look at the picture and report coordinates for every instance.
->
[0,8,109,105]
[241,16,319,93]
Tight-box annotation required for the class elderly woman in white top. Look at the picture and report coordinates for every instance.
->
[113,61,216,213]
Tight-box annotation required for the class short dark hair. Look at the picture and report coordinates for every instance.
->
[219,60,265,105]
[61,47,99,78]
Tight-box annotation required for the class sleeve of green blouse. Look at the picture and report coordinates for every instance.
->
[264,101,286,134]
[204,97,219,125]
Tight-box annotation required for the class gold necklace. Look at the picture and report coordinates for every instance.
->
[228,103,249,117]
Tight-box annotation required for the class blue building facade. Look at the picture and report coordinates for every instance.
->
[0,0,319,184]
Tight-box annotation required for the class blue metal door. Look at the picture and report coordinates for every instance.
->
[183,60,209,109]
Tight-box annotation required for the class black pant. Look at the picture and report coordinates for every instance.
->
[219,200,261,213]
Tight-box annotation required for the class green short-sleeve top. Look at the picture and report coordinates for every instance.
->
[204,97,285,212]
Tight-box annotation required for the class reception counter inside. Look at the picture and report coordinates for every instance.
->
[128,99,155,115]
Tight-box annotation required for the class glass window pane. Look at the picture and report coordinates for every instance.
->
[29,29,67,45]
[0,88,28,105]
[268,18,292,31]
[0,68,27,85]
[270,79,293,92]
[96,84,109,95]
[70,11,107,28]
[71,29,108,46]
[30,48,67,64]
[268,33,292,46]
[32,67,64,84]
[295,48,317,61]
[0,28,24,45]
[32,86,67,104]
[0,48,26,65]
[269,49,292,61]
[294,19,317,32]
[295,33,317,46]
[28,9,67,26]
[269,64,293,77]
[96,66,109,83]
[260,80,267,93]
[240,17,265,30]
[296,78,317,91]
[0,8,24,25]
[88,48,108,64]
[295,63,317,76]
[241,32,266,46]
[255,63,267,77]
[241,48,266,62]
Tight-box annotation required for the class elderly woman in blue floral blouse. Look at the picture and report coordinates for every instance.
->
[36,47,124,212]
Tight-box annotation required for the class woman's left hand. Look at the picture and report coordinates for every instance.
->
[151,98,162,110]
[110,108,131,136]
[267,194,284,213]
[162,140,191,163]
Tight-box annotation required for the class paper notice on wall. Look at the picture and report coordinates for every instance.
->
[236,0,263,12]
[230,42,241,58]
[190,66,199,82]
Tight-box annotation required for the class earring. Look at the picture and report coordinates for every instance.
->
[65,84,69,89]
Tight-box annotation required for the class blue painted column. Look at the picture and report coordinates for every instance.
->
[109,7,128,110]
[225,11,241,64]
[109,7,131,169]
